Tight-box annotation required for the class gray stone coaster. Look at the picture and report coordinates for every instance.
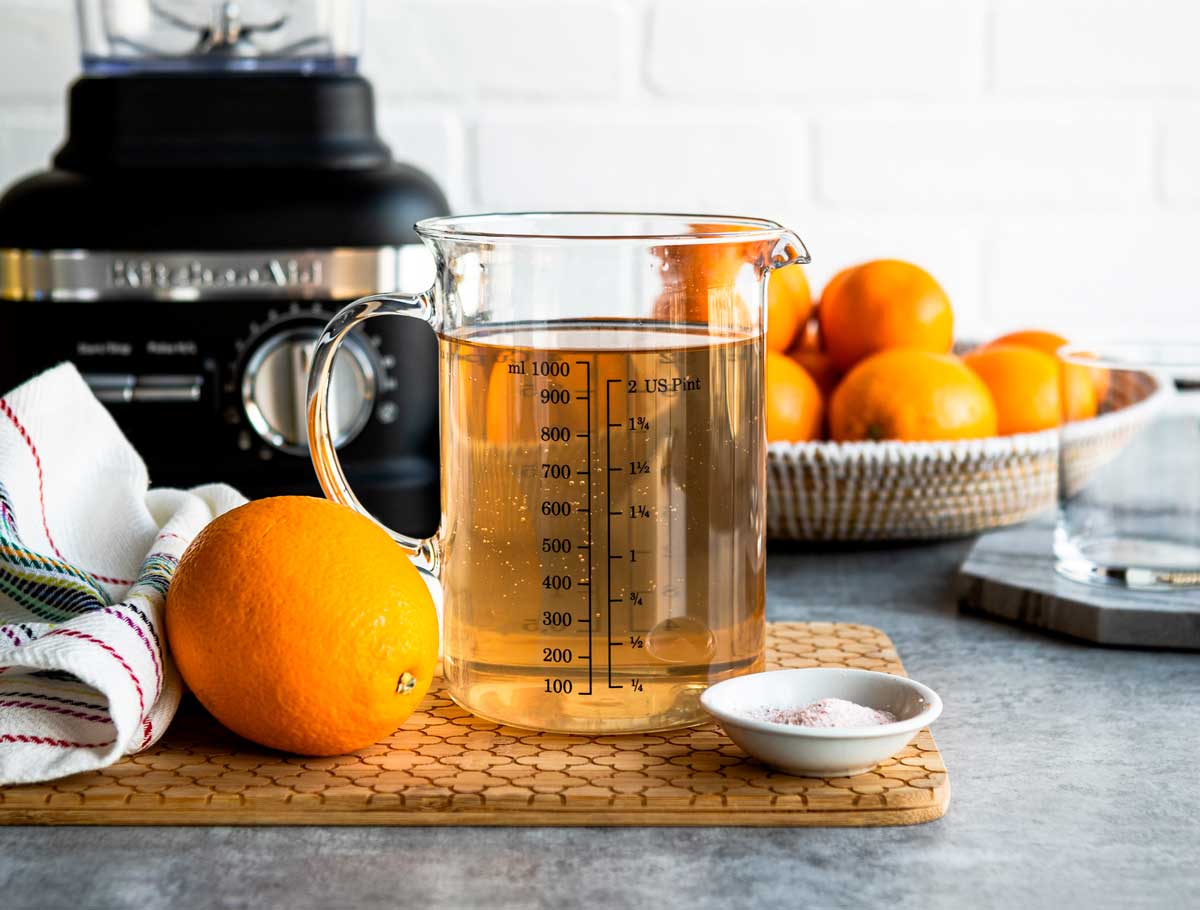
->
[956,516,1200,650]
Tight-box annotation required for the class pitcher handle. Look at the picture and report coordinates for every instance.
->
[306,291,441,574]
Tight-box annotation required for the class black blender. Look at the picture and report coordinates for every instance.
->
[0,0,447,537]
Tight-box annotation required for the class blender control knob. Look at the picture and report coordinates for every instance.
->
[241,326,377,455]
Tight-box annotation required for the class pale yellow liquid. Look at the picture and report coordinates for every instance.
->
[439,321,765,733]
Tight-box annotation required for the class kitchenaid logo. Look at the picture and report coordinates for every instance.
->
[109,257,325,291]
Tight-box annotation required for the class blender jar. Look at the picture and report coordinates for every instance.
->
[76,0,363,73]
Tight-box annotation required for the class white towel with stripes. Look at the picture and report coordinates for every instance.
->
[0,363,243,785]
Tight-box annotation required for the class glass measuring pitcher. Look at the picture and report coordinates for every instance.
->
[308,213,809,734]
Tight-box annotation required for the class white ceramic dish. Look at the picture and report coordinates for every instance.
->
[700,668,943,777]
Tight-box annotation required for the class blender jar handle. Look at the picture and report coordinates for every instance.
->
[306,291,441,573]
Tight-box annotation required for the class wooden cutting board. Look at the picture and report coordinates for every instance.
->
[0,622,948,827]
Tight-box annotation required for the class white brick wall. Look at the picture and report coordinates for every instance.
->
[991,1,1200,94]
[647,1,979,99]
[474,110,811,211]
[1,0,1197,341]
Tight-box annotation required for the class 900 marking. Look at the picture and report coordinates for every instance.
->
[540,388,571,404]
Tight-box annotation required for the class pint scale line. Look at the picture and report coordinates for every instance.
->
[605,378,623,690]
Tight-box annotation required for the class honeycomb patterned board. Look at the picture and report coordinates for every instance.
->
[0,622,949,827]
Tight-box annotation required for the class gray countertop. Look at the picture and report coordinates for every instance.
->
[2,539,1198,909]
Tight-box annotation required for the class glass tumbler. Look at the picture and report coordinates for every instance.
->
[1056,344,1200,589]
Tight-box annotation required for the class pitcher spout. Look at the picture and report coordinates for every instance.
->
[770,228,811,270]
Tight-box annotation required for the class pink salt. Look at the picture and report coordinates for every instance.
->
[757,697,896,728]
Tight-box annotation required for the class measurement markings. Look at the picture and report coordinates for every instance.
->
[605,378,623,690]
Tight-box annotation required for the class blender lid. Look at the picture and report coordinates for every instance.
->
[77,0,363,74]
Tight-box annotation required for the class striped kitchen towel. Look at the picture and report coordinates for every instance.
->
[0,363,244,785]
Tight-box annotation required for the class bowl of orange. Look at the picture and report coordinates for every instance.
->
[764,260,1165,540]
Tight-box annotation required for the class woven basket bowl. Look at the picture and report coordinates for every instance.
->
[767,367,1166,541]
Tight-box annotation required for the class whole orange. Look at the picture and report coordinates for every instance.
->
[829,350,997,442]
[766,265,812,353]
[819,260,954,373]
[766,351,824,442]
[167,496,439,756]
[988,330,1101,419]
[963,344,1061,435]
